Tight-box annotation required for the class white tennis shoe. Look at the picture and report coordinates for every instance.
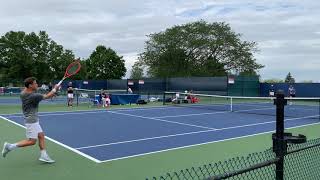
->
[2,142,10,158]
[39,154,55,163]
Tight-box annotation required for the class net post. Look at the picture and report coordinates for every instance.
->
[76,88,79,106]
[230,97,233,112]
[126,79,129,93]
[273,90,287,180]
[163,92,166,105]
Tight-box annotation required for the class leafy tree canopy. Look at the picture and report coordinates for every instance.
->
[138,20,264,78]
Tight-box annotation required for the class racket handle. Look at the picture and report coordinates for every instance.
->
[57,80,63,86]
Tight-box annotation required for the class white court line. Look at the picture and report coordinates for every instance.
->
[98,118,320,163]
[75,115,319,150]
[3,109,216,131]
[0,105,169,116]
[0,115,102,163]
[3,106,210,118]
[0,104,196,117]
[109,105,185,112]
[153,107,275,118]
[0,104,193,116]
[0,109,106,116]
[4,110,108,118]
[75,129,215,150]
[108,111,215,130]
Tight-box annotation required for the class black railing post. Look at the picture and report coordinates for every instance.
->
[76,89,79,106]
[273,90,287,180]
[163,92,166,105]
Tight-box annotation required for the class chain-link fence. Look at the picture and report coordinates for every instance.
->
[148,91,320,180]
[147,138,320,180]
[284,138,320,180]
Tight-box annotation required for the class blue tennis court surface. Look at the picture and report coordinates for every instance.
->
[1,105,319,163]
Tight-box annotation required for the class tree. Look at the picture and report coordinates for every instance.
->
[285,72,295,83]
[300,80,313,83]
[263,79,284,83]
[138,20,264,78]
[86,45,126,80]
[130,61,144,79]
[0,31,75,85]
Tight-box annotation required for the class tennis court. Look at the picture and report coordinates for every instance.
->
[1,95,319,163]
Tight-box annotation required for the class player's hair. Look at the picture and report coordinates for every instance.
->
[24,77,37,88]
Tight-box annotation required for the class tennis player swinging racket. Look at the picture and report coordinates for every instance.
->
[1,59,81,163]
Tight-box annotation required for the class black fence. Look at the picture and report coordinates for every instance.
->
[147,91,319,180]
[147,138,320,180]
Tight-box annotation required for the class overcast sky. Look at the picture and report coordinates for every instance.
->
[0,0,319,82]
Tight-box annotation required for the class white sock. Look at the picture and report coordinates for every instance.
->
[40,150,47,156]
[8,143,18,151]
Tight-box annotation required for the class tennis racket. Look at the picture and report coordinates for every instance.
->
[57,59,81,86]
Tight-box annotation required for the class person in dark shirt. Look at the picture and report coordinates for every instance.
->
[288,85,296,105]
[269,84,275,97]
[288,85,296,97]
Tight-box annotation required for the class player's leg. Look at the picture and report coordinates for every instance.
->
[67,94,73,106]
[103,98,107,107]
[105,98,110,108]
[2,138,37,157]
[67,96,70,106]
[289,94,293,105]
[38,131,55,163]
[38,132,46,150]
[2,123,40,158]
[70,94,74,106]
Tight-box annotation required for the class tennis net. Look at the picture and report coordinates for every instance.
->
[163,92,320,119]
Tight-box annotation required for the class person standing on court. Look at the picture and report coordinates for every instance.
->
[67,82,74,107]
[269,84,275,97]
[288,85,296,105]
[2,77,59,163]
[288,85,296,97]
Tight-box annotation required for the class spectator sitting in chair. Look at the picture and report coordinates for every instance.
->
[128,87,133,94]
[188,90,199,103]
[172,92,180,104]
[186,91,192,103]
[101,91,111,108]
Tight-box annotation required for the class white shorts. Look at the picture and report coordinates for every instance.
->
[25,122,43,139]
[68,93,74,99]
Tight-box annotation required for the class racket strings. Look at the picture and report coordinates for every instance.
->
[66,62,81,76]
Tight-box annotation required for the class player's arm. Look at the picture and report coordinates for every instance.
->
[43,85,59,99]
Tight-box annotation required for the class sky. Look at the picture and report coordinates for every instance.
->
[0,0,319,82]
